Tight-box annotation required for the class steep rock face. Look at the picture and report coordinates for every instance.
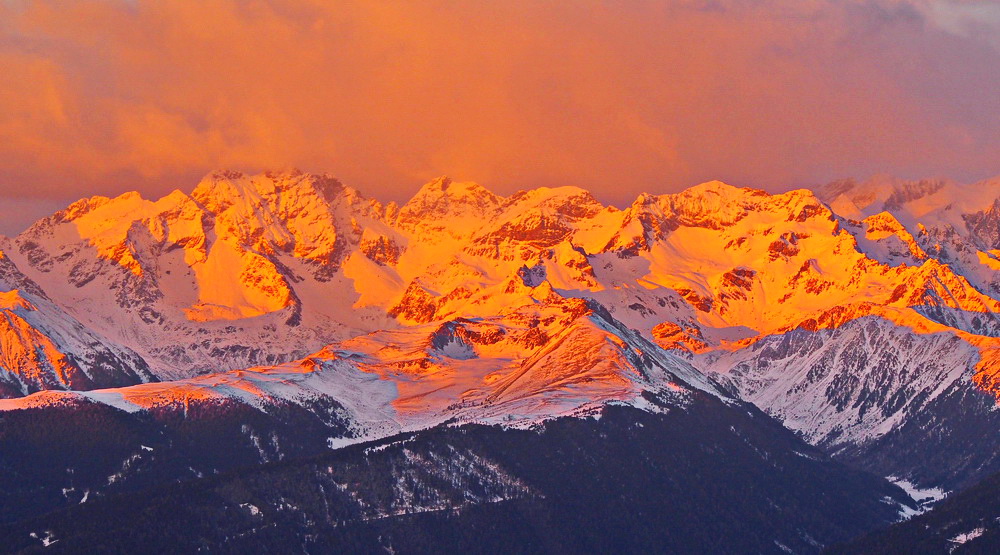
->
[468,186,606,260]
[0,306,90,396]
[964,198,1000,250]
[26,170,372,318]
[6,170,395,378]
[0,250,153,397]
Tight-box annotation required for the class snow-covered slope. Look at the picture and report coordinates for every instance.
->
[6,170,396,378]
[818,175,1000,296]
[0,296,723,443]
[11,172,997,372]
[706,314,979,447]
[2,170,999,489]
[0,247,153,397]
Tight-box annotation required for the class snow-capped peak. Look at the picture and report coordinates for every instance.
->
[2,170,999,487]
[397,177,501,224]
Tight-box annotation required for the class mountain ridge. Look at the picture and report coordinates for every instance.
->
[2,169,999,495]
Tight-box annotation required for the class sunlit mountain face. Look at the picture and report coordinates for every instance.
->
[0,170,999,551]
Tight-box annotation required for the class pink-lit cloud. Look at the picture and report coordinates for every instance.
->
[0,0,997,234]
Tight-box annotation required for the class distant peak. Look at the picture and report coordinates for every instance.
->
[502,186,603,222]
[629,192,660,209]
[817,175,951,206]
[697,179,731,189]
[161,189,191,203]
[51,195,114,224]
[114,191,143,202]
[396,178,502,227]
[409,177,498,203]
[515,185,591,199]
[684,180,754,196]
[191,169,346,206]
[191,171,254,207]
[634,192,656,203]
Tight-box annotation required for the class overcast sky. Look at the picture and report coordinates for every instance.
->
[1,0,998,235]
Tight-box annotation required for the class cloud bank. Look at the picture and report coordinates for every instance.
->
[0,0,997,233]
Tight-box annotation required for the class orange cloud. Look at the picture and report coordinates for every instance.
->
[0,0,997,233]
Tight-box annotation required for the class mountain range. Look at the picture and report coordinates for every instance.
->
[1,170,999,552]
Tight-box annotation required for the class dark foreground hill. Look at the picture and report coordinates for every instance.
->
[2,401,911,554]
[830,470,1000,554]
